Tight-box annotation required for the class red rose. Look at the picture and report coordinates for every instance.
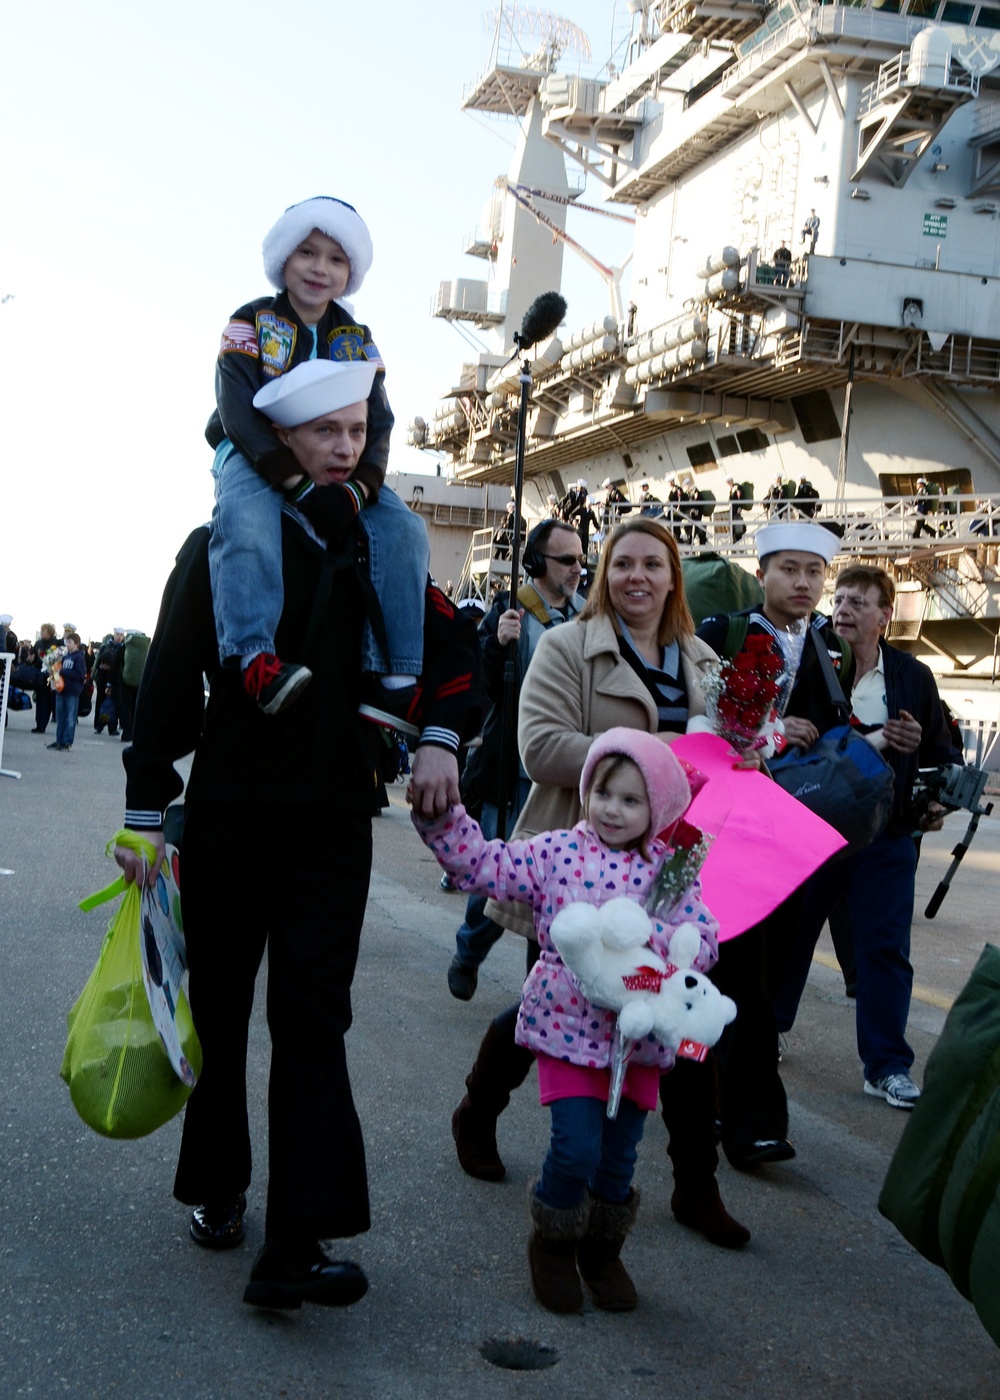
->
[727,672,758,701]
[740,705,768,727]
[758,653,783,677]
[671,819,703,851]
[717,696,741,720]
[732,653,756,671]
[756,680,780,703]
[743,635,771,655]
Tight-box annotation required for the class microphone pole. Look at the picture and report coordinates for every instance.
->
[495,352,532,839]
[495,291,566,840]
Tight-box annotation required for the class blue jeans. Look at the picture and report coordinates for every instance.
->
[537,1094,647,1209]
[453,779,532,971]
[55,692,80,748]
[772,829,917,1081]
[209,445,428,674]
[359,485,429,675]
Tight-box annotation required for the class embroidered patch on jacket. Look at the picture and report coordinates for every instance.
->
[256,312,297,378]
[219,320,259,358]
[362,340,385,370]
[326,325,367,362]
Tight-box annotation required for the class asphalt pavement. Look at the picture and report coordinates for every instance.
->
[1,705,998,1399]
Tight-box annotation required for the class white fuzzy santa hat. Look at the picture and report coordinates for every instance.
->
[262,196,373,297]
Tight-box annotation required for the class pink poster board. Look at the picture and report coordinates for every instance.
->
[668,733,847,941]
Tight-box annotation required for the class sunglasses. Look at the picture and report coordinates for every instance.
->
[543,553,586,566]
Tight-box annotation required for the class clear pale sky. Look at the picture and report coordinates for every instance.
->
[1,0,633,641]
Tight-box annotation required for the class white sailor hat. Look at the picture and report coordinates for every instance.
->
[0,613,12,625]
[262,196,373,297]
[253,360,377,427]
[755,522,840,564]
[600,477,612,489]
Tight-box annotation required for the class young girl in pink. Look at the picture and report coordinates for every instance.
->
[412,727,719,1315]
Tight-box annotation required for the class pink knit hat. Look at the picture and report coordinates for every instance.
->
[579,728,692,837]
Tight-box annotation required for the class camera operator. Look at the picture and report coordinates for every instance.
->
[772,565,961,1111]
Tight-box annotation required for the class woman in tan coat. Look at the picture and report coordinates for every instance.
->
[453,517,750,1249]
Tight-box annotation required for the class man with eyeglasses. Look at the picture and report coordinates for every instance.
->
[446,519,585,1007]
[772,564,960,1111]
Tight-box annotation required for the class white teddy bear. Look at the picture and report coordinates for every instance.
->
[549,897,736,1052]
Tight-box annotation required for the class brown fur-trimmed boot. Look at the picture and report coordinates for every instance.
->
[576,1190,640,1312]
[452,1010,533,1182]
[527,1186,590,1314]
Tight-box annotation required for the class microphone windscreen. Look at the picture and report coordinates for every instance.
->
[517,292,567,350]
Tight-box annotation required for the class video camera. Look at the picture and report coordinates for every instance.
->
[912,763,991,821]
[914,764,994,918]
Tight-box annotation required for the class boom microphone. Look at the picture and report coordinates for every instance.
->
[515,291,567,351]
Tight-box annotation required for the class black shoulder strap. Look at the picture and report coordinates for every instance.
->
[723,613,748,660]
[811,626,852,721]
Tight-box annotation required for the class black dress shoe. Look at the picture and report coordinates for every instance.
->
[242,1241,368,1310]
[727,1138,796,1171]
[189,1193,247,1249]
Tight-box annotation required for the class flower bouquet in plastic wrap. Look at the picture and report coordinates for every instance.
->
[696,634,789,757]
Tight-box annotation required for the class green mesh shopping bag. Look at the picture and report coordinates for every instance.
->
[60,830,202,1138]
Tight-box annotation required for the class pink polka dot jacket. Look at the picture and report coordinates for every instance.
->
[414,804,719,1072]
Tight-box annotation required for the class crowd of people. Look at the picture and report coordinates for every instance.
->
[515,473,998,559]
[3,622,150,750]
[16,190,962,1321]
[434,516,963,1309]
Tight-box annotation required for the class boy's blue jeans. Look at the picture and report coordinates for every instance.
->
[208,446,429,673]
[55,692,80,748]
[536,1094,647,1209]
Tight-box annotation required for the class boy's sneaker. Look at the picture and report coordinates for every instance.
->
[358,679,421,738]
[863,1071,921,1110]
[243,653,312,716]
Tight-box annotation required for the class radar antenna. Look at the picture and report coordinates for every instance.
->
[485,4,591,72]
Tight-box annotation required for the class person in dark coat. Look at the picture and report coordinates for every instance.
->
[446,520,584,1002]
[697,521,848,1169]
[114,363,484,1312]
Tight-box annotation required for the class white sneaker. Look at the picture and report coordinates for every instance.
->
[863,1072,921,1110]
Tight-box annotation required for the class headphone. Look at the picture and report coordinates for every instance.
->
[522,519,564,579]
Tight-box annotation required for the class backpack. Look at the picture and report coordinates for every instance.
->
[697,489,717,517]
[681,555,764,627]
[122,633,150,688]
[738,481,754,502]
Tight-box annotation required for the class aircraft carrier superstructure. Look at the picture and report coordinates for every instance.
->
[409,0,1000,680]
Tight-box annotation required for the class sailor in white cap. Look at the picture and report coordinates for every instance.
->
[112,358,484,1312]
[600,475,632,528]
[693,515,850,1172]
[252,360,431,729]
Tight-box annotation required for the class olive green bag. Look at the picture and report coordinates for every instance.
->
[878,944,1000,1347]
